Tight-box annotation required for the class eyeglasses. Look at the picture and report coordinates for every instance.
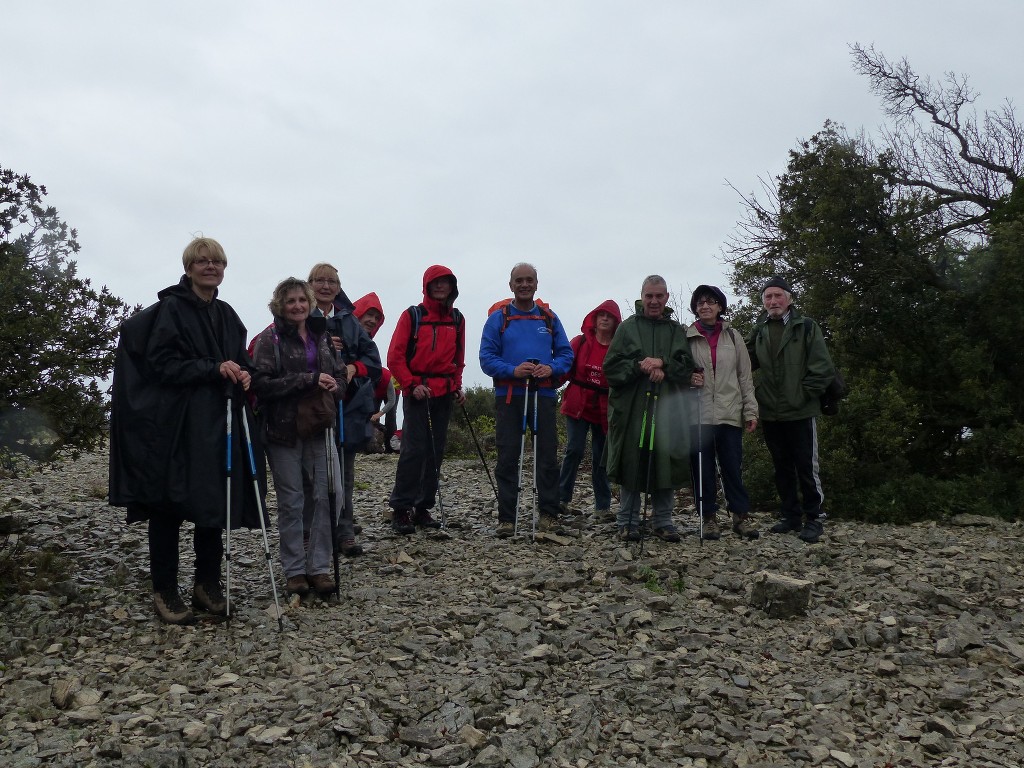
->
[193,258,226,269]
[696,298,719,306]
[312,278,339,287]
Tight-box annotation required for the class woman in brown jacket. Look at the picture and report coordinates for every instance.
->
[251,278,357,598]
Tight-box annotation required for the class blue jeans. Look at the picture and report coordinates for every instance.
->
[558,417,611,510]
[689,423,751,518]
[617,487,675,531]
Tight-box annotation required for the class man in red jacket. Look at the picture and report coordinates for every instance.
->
[386,266,466,533]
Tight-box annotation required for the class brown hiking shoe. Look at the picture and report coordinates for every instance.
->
[192,581,227,615]
[308,573,336,595]
[154,589,196,625]
[496,521,514,538]
[537,515,564,534]
[286,575,310,595]
[732,513,760,540]
[700,516,721,541]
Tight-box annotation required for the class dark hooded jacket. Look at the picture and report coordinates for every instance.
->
[387,265,465,396]
[108,276,266,528]
[250,315,344,446]
[319,287,382,448]
[603,302,694,491]
[559,299,621,432]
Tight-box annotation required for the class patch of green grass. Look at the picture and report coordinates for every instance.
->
[638,565,665,594]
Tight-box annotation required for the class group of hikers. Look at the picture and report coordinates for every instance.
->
[109,236,838,625]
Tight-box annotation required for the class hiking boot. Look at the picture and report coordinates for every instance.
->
[353,522,363,535]
[192,581,227,615]
[595,508,615,523]
[654,524,682,543]
[617,526,641,542]
[412,509,442,529]
[153,589,196,625]
[769,517,802,534]
[392,509,415,535]
[700,516,721,541]
[308,573,336,595]
[496,521,515,538]
[286,575,310,595]
[382,508,394,523]
[798,518,824,544]
[537,515,564,534]
[340,539,364,557]
[732,513,760,540]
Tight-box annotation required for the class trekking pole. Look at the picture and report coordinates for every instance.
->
[514,378,531,538]
[694,367,705,548]
[638,381,660,558]
[460,401,498,501]
[530,370,540,543]
[425,398,446,529]
[238,402,284,632]
[628,381,653,544]
[325,425,341,600]
[224,392,233,622]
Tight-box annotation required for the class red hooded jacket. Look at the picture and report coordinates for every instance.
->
[559,299,621,431]
[387,265,465,396]
[353,292,392,402]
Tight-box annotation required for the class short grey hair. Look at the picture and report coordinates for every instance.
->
[641,274,667,293]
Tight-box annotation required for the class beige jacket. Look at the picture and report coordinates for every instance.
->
[685,321,758,427]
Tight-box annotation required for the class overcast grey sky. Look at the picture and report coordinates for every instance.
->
[4,2,1021,388]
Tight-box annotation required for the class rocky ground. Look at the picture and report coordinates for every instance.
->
[1,448,1022,768]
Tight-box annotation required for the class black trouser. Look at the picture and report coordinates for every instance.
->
[389,394,453,511]
[494,394,560,523]
[148,517,222,592]
[762,417,824,522]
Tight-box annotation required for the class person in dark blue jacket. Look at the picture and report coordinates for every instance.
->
[307,263,382,533]
[479,263,574,538]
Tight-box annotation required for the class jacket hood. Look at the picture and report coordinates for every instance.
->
[633,299,674,320]
[422,265,458,313]
[328,286,357,316]
[353,292,386,328]
[159,275,216,305]
[582,299,622,335]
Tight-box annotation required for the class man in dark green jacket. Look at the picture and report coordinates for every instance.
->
[746,276,836,543]
[604,275,695,542]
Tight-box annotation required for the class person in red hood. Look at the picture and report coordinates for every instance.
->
[557,300,621,522]
[386,266,466,534]
[354,293,398,454]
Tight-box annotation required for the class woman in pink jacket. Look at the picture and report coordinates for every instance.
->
[558,299,621,521]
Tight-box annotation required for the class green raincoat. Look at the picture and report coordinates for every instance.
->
[604,303,695,491]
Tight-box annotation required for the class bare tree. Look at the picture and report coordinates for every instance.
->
[851,43,1023,239]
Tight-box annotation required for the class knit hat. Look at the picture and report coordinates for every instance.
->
[689,285,729,315]
[761,275,793,296]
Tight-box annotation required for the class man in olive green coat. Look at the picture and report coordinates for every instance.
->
[746,275,836,544]
[604,275,695,543]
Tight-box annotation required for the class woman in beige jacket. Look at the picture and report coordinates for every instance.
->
[685,285,759,541]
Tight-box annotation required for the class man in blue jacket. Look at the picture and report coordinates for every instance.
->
[480,263,574,538]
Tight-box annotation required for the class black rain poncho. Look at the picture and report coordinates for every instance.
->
[108,277,266,528]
